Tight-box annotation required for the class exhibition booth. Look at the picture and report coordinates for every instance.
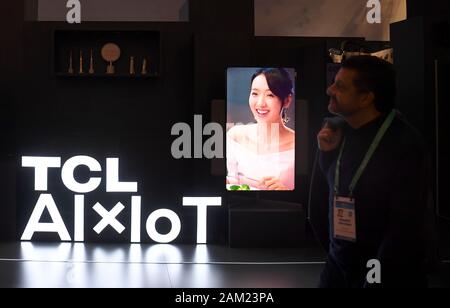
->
[0,0,449,289]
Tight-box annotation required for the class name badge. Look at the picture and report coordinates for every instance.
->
[333,196,356,242]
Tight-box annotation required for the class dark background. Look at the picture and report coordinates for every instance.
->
[0,0,449,247]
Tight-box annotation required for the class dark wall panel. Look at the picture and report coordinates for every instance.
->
[17,21,199,243]
[0,0,23,241]
[407,0,450,18]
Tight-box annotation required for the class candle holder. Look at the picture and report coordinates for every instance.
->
[101,43,121,75]
[89,49,95,74]
[68,51,74,74]
[79,50,84,74]
[129,56,135,75]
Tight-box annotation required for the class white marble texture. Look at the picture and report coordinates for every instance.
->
[255,0,407,40]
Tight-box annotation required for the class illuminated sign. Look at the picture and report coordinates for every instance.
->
[20,156,221,244]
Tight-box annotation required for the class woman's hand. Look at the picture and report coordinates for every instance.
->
[226,176,239,185]
[260,177,288,191]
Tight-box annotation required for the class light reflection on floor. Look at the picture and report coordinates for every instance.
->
[0,242,326,288]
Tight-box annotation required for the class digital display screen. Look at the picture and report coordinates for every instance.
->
[226,68,296,191]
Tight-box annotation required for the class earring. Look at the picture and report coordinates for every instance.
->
[282,108,290,125]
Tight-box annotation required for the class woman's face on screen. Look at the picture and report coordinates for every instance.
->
[249,74,283,124]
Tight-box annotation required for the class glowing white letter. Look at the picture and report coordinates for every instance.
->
[74,195,84,242]
[131,196,141,243]
[146,209,181,243]
[61,156,102,193]
[92,202,126,234]
[183,197,222,244]
[106,158,138,192]
[21,194,71,241]
[22,157,61,191]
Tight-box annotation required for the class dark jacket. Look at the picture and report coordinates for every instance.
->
[315,111,437,287]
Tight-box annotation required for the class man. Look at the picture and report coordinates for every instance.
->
[317,55,435,288]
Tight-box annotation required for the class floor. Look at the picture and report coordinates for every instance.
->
[0,242,326,288]
[0,241,448,288]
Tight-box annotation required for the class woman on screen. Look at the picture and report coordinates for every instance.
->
[227,68,295,191]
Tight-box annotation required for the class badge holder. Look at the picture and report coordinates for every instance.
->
[333,195,356,242]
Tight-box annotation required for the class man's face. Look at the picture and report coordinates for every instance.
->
[327,68,369,117]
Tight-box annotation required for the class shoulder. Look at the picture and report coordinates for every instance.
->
[227,124,255,143]
[390,111,429,156]
[285,127,295,138]
[282,127,296,150]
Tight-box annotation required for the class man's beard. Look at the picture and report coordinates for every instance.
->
[328,97,342,116]
[328,97,354,118]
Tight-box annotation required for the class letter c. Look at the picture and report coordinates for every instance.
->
[61,156,102,193]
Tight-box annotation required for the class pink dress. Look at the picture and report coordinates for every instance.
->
[226,136,295,190]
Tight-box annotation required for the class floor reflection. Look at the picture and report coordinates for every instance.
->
[0,242,327,288]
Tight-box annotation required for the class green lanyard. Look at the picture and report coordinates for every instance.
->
[334,110,397,198]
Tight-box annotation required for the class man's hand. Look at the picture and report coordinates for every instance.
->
[317,122,343,152]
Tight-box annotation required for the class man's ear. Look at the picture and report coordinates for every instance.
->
[283,94,293,109]
[361,91,375,108]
